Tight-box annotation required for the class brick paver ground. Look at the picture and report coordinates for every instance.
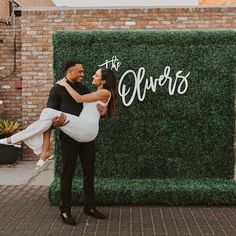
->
[1,185,236,236]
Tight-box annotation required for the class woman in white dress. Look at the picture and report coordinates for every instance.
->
[0,68,117,169]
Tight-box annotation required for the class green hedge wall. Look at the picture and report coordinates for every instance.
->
[49,30,236,205]
[49,177,236,205]
[52,30,236,180]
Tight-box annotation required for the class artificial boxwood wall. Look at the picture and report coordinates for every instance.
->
[48,30,236,205]
[52,30,236,180]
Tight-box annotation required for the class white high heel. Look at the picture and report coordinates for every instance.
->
[48,154,54,160]
[35,159,48,170]
[35,154,54,170]
[0,138,21,148]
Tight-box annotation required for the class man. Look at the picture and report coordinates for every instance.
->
[47,60,107,225]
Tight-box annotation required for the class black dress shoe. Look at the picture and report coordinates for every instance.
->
[84,207,106,219]
[60,212,77,225]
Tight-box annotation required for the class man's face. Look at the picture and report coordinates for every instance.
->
[70,64,84,82]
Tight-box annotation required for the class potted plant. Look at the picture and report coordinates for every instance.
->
[0,119,22,164]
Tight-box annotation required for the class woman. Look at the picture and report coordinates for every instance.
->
[0,68,117,169]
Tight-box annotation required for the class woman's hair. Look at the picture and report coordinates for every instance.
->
[100,68,118,118]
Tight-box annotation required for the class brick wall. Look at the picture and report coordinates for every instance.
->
[0,16,22,121]
[0,0,9,18]
[1,7,236,160]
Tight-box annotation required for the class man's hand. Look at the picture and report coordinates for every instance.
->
[97,104,108,117]
[52,113,69,128]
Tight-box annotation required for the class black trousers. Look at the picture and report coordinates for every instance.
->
[59,131,96,213]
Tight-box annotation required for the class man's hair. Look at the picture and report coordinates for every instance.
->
[64,60,82,73]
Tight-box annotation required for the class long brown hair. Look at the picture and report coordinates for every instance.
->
[100,68,118,118]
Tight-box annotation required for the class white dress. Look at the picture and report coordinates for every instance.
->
[8,93,111,155]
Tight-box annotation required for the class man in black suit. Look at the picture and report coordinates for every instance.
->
[47,61,107,225]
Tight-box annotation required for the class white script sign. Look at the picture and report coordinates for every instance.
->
[99,56,190,107]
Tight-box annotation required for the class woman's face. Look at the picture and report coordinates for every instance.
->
[92,69,104,87]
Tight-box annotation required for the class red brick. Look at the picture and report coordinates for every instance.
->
[1,6,235,159]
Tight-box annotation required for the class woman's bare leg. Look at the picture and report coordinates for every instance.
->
[39,129,53,161]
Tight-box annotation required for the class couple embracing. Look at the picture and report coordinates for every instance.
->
[0,60,118,225]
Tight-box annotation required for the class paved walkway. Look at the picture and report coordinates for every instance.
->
[0,160,54,186]
[1,160,236,235]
